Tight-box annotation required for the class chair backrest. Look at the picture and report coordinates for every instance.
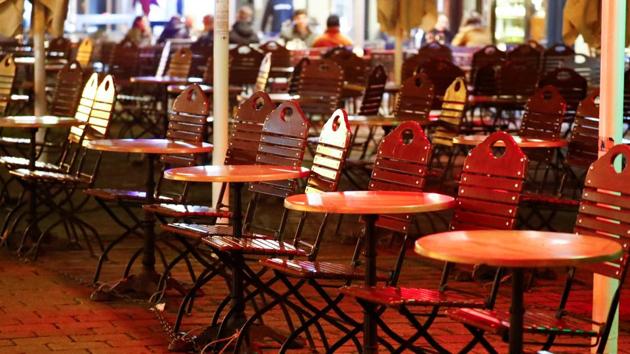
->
[230,45,265,86]
[305,109,352,194]
[417,59,465,107]
[249,101,310,197]
[75,37,93,68]
[470,45,505,84]
[357,65,387,116]
[574,144,630,353]
[451,131,528,230]
[370,121,431,233]
[69,73,99,143]
[48,37,71,59]
[394,72,434,123]
[85,75,117,140]
[401,53,424,82]
[519,85,567,140]
[564,54,600,88]
[190,41,213,77]
[226,91,276,165]
[260,40,292,72]
[327,49,370,89]
[50,61,84,117]
[497,60,539,98]
[432,77,467,147]
[506,43,541,72]
[288,57,309,95]
[108,38,139,81]
[538,67,587,114]
[297,59,344,117]
[0,54,16,116]
[542,43,575,76]
[418,42,453,62]
[166,47,193,78]
[566,90,599,169]
[254,52,272,92]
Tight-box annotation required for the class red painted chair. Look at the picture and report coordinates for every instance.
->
[538,67,587,129]
[395,72,435,124]
[340,131,528,353]
[449,144,630,354]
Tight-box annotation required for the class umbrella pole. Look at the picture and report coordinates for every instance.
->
[596,1,625,352]
[212,0,229,207]
[32,0,47,116]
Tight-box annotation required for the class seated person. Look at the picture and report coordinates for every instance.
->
[312,15,352,48]
[280,9,317,49]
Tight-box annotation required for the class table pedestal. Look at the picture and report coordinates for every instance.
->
[510,268,525,353]
[363,214,378,354]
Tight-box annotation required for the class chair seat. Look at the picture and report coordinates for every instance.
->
[520,193,580,208]
[84,188,174,203]
[161,222,234,240]
[448,308,599,338]
[339,286,486,308]
[0,136,30,145]
[9,168,89,185]
[0,156,62,170]
[143,203,232,218]
[203,237,307,256]
[262,258,390,281]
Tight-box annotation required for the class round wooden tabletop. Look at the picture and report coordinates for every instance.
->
[163,164,310,183]
[0,116,82,128]
[347,115,400,127]
[415,230,623,268]
[167,84,242,95]
[130,76,203,85]
[452,135,568,148]
[284,191,455,215]
[83,139,213,154]
[267,93,300,103]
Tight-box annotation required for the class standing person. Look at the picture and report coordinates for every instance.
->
[124,15,152,46]
[451,12,491,47]
[157,16,190,44]
[230,5,260,45]
[280,9,317,48]
[421,13,452,46]
[312,15,352,48]
[261,0,293,35]
[196,15,214,46]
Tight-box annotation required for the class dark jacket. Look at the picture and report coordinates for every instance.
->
[229,21,260,45]
[261,0,293,33]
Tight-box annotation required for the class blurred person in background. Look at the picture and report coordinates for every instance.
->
[280,9,317,49]
[421,13,452,46]
[196,15,214,46]
[125,15,152,46]
[312,15,352,48]
[451,12,491,47]
[261,0,293,35]
[230,5,260,45]
[157,15,189,44]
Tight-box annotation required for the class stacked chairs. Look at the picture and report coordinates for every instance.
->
[230,45,264,87]
[341,131,528,353]
[394,72,435,124]
[541,44,575,77]
[449,144,630,354]
[87,85,210,284]
[538,67,587,130]
[245,121,431,352]
[75,38,93,70]
[296,59,344,121]
[416,58,464,108]
[5,75,117,258]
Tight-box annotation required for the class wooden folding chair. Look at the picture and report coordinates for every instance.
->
[538,67,587,131]
[541,43,575,77]
[341,131,528,353]
[297,58,344,121]
[450,144,630,354]
[230,45,265,87]
[75,38,93,70]
[417,59,464,109]
[394,72,435,124]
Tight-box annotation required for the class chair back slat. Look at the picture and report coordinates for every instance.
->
[254,52,272,92]
[250,101,310,197]
[306,109,352,194]
[370,121,431,233]
[357,65,387,116]
[538,67,587,115]
[227,91,276,165]
[297,59,344,117]
[50,61,84,117]
[432,77,467,147]
[576,145,630,281]
[519,85,566,140]
[108,39,139,81]
[166,47,193,78]
[230,45,265,86]
[0,54,15,115]
[451,131,528,231]
[567,90,599,168]
[394,72,434,123]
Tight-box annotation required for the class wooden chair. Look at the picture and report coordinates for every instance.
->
[519,85,567,141]
[190,40,212,78]
[75,38,93,69]
[166,47,193,78]
[297,58,344,119]
[288,57,309,95]
[341,131,528,353]
[254,121,432,352]
[327,48,370,99]
[417,58,465,108]
[470,45,505,90]
[87,84,210,283]
[538,67,587,128]
[254,52,272,92]
[449,144,630,354]
[7,75,117,259]
[260,40,292,82]
[47,37,71,59]
[0,54,16,116]
[563,54,600,89]
[107,38,139,85]
[541,44,575,77]
[394,72,435,123]
[506,43,542,74]
[418,41,453,62]
[230,45,265,87]
[497,60,539,99]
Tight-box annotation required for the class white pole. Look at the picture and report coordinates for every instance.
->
[212,0,230,206]
[33,0,47,116]
[596,1,625,352]
[352,0,365,50]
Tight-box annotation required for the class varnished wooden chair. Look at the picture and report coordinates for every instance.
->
[75,38,93,70]
[541,43,575,77]
[394,72,435,124]
[254,52,272,93]
[230,45,265,87]
[342,131,528,353]
[417,58,465,108]
[297,59,344,123]
[506,43,542,74]
[288,57,309,95]
[450,144,630,354]
[47,37,71,59]
[418,41,453,62]
[470,45,505,91]
[538,67,587,130]
[165,47,193,78]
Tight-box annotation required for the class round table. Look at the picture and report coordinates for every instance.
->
[85,139,213,298]
[163,164,310,339]
[166,83,243,95]
[284,191,455,354]
[415,230,623,353]
[452,134,568,148]
[267,93,299,104]
[346,115,400,127]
